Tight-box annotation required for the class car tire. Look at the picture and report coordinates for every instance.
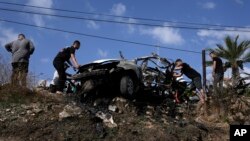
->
[120,75,135,97]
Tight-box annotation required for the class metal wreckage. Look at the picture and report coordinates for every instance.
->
[54,52,199,103]
[49,52,249,103]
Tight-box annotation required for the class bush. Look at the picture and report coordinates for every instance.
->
[0,54,11,85]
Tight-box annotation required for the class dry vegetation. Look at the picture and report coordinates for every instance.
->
[1,54,250,141]
[0,54,11,85]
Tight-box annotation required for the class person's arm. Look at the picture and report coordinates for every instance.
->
[5,41,14,52]
[70,53,80,69]
[174,65,183,70]
[66,60,73,67]
[29,40,35,55]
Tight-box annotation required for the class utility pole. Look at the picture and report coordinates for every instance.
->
[202,50,206,91]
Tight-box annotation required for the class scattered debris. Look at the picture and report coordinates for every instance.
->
[95,111,117,128]
[59,104,82,121]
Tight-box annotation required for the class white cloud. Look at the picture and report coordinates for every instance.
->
[110,3,126,16]
[0,25,18,47]
[33,15,46,27]
[109,3,136,33]
[127,18,136,33]
[140,24,184,45]
[84,0,95,12]
[40,58,50,63]
[97,49,108,58]
[83,1,100,29]
[235,0,244,5]
[26,0,54,26]
[27,0,53,13]
[202,2,216,9]
[197,27,250,46]
[87,21,100,29]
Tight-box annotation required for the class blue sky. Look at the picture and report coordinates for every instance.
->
[0,0,250,82]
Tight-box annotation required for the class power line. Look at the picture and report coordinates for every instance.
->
[0,18,201,54]
[1,7,250,33]
[0,1,248,30]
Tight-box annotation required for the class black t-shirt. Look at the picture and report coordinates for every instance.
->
[54,46,75,62]
[213,57,223,74]
[181,63,201,79]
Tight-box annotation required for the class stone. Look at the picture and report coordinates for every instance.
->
[27,110,33,115]
[95,111,117,128]
[0,118,6,122]
[33,108,43,114]
[59,111,71,121]
[58,104,82,121]
[5,108,11,112]
[146,111,153,116]
[21,104,31,110]
[108,105,118,112]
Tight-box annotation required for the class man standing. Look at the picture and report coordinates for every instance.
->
[5,34,35,87]
[53,40,81,94]
[174,59,206,103]
[209,51,224,95]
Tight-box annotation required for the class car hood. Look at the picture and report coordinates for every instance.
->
[92,59,121,63]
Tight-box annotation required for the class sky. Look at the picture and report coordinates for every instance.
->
[0,0,250,83]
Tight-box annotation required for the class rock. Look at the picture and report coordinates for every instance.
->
[20,112,26,115]
[108,105,118,112]
[59,111,71,121]
[59,104,82,121]
[95,111,117,128]
[21,104,31,110]
[33,107,43,114]
[27,110,33,115]
[112,97,127,103]
[146,111,153,116]
[147,105,154,110]
[110,97,130,114]
[21,117,28,123]
[5,108,11,112]
[0,118,6,122]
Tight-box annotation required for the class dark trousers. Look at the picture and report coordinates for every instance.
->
[213,73,224,96]
[53,60,66,92]
[11,62,29,86]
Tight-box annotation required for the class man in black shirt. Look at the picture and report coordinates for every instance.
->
[209,51,224,95]
[53,40,81,94]
[174,59,205,103]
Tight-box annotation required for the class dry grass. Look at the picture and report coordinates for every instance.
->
[0,54,11,85]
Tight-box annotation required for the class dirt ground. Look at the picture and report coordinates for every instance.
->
[1,85,246,141]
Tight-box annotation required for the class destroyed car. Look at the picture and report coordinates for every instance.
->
[134,53,176,96]
[69,53,175,98]
[70,58,143,97]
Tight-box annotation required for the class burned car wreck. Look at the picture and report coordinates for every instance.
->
[70,58,143,97]
[68,53,187,101]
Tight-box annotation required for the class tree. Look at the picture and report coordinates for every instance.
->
[208,35,250,83]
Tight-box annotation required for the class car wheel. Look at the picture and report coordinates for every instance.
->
[120,75,135,96]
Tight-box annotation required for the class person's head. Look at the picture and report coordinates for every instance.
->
[209,51,217,58]
[72,40,81,50]
[175,59,183,67]
[18,34,25,40]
